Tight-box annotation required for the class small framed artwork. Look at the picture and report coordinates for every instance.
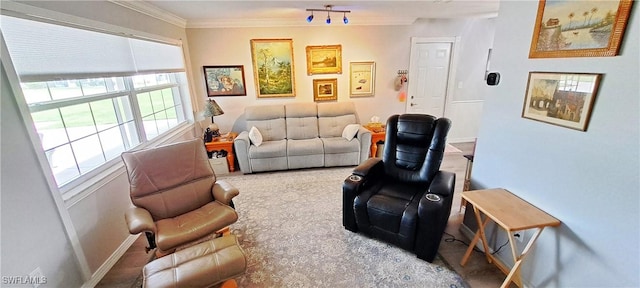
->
[522,72,602,131]
[203,65,247,96]
[313,78,338,102]
[529,0,633,58]
[250,39,296,98]
[349,61,376,97]
[306,45,342,75]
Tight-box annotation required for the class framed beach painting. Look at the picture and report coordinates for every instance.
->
[349,62,376,97]
[250,39,296,98]
[203,65,246,96]
[529,0,633,58]
[522,72,602,131]
[313,78,337,102]
[306,45,342,75]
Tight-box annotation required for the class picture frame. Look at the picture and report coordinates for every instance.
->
[203,65,247,96]
[312,78,338,102]
[306,45,342,75]
[522,72,602,131]
[250,39,296,98]
[349,61,376,97]
[529,0,633,58]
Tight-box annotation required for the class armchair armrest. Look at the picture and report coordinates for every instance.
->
[233,131,252,174]
[212,179,239,206]
[356,127,372,162]
[352,157,383,178]
[124,207,156,235]
[427,170,456,198]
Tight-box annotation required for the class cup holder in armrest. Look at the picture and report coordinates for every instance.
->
[425,193,441,202]
[348,175,363,182]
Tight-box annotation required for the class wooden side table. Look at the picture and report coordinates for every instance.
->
[363,124,385,158]
[460,188,561,288]
[205,132,237,172]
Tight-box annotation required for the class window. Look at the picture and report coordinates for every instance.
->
[2,15,189,193]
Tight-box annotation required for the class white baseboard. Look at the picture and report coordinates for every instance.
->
[81,234,140,288]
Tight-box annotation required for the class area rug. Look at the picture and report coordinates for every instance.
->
[217,166,468,288]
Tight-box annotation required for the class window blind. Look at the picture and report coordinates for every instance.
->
[1,15,185,82]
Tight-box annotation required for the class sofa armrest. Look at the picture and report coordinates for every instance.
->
[212,179,240,206]
[233,131,252,174]
[124,207,156,235]
[356,126,372,163]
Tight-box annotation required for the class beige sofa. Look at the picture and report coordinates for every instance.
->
[233,102,372,174]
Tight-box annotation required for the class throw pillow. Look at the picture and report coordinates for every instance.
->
[249,126,263,146]
[342,124,360,141]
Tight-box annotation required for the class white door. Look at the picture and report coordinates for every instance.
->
[406,39,454,118]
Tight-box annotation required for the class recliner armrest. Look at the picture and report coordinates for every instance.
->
[427,170,455,198]
[125,207,156,235]
[352,157,383,178]
[212,180,239,206]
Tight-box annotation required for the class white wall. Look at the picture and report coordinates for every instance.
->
[470,1,639,286]
[186,18,495,141]
[1,2,196,286]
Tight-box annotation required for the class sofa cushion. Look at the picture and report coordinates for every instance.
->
[322,137,361,154]
[248,126,263,146]
[288,138,324,156]
[319,114,357,138]
[248,139,287,159]
[245,105,286,141]
[286,103,319,140]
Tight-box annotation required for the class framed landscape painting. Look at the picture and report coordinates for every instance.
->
[522,72,602,131]
[306,45,342,75]
[349,61,376,97]
[313,78,337,102]
[203,65,246,96]
[529,0,633,58]
[250,39,296,98]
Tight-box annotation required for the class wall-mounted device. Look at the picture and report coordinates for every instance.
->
[486,72,500,86]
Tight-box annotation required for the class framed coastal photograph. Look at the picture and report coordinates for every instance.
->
[313,78,337,102]
[306,45,342,75]
[529,0,633,58]
[203,65,246,96]
[522,72,602,131]
[349,61,376,97]
[250,39,296,98]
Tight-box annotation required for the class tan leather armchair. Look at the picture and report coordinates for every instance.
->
[122,138,239,255]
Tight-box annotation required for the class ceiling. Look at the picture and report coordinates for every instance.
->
[117,0,500,28]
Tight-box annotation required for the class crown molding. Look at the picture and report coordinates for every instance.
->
[110,0,187,28]
[187,16,417,29]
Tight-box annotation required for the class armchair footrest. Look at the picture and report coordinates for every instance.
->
[143,235,247,288]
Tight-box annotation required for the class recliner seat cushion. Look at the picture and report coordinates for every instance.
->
[155,201,238,251]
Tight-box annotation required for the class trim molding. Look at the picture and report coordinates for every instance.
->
[81,234,140,288]
[109,0,187,28]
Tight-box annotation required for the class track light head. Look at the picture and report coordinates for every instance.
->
[343,13,348,24]
[307,13,314,23]
[326,14,331,24]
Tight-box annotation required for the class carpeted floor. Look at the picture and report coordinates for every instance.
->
[217,165,468,288]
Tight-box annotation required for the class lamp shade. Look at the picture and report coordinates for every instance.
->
[203,99,224,118]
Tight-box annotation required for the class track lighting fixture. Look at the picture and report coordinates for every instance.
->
[306,5,350,25]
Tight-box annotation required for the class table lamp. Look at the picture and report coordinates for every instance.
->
[203,99,224,136]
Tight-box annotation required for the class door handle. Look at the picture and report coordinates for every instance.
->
[411,103,417,106]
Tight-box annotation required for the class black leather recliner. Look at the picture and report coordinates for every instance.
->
[343,114,455,262]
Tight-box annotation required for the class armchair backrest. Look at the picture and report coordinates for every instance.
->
[121,138,216,220]
[382,114,451,184]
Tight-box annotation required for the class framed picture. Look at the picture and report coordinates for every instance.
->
[349,61,376,97]
[306,45,342,75]
[203,65,246,96]
[522,72,602,131]
[529,0,633,58]
[250,39,296,98]
[313,78,337,102]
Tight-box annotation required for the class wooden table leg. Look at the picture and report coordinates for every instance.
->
[501,228,545,288]
[460,213,491,266]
